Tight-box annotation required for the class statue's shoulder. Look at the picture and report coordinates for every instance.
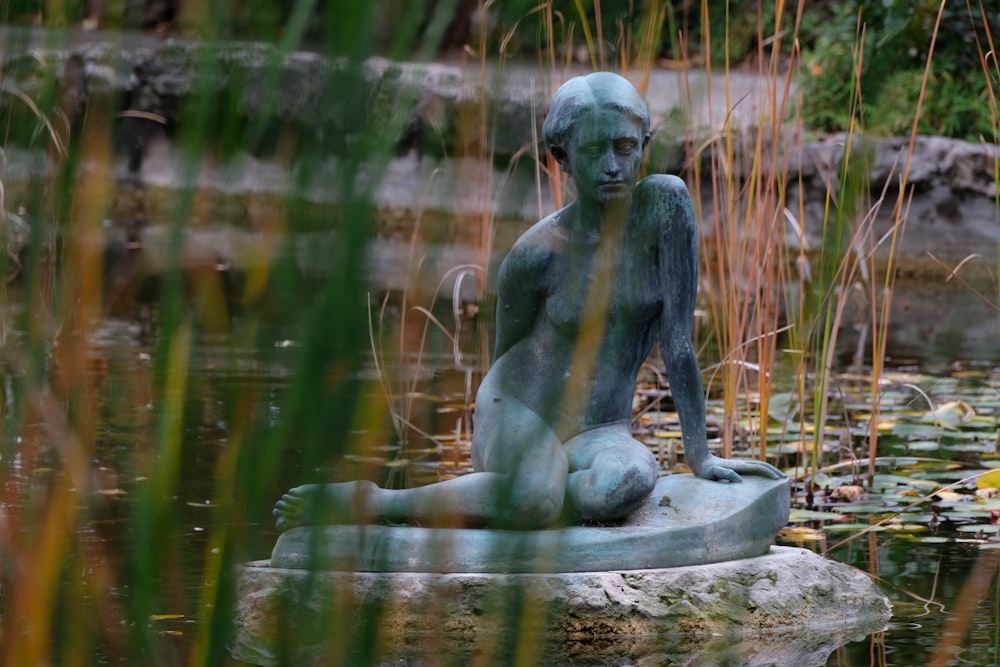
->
[636,173,690,203]
[504,210,563,265]
[497,213,562,288]
[635,174,695,233]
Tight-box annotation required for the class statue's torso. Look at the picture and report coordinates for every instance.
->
[489,195,665,440]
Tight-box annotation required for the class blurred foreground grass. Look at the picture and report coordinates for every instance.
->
[1,1,999,665]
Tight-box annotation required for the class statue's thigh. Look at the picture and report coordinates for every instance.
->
[472,382,564,477]
[563,424,654,473]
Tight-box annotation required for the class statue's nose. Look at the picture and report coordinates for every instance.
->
[604,154,621,176]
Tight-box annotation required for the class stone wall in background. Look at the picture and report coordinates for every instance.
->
[3,28,999,361]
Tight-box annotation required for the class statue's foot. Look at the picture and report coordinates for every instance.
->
[273,484,320,532]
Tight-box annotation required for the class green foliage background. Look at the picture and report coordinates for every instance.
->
[801,0,1000,140]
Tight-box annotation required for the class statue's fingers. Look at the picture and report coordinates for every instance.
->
[741,460,785,479]
[712,466,742,483]
[754,461,785,478]
[744,461,781,478]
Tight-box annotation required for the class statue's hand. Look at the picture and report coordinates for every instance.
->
[694,454,785,483]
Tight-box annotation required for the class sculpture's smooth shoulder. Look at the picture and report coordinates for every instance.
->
[637,174,689,208]
[501,210,564,273]
[639,172,687,192]
[635,174,695,235]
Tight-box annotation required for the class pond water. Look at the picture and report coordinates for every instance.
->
[5,289,999,665]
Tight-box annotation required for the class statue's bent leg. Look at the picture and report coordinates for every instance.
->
[563,424,658,522]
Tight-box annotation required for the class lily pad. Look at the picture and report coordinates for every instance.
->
[976,469,1000,489]
[833,504,891,514]
[788,508,846,522]
[921,400,975,428]
[956,524,1000,534]
[903,440,941,452]
[824,523,884,532]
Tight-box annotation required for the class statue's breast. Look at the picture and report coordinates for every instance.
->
[544,250,661,338]
[544,280,603,336]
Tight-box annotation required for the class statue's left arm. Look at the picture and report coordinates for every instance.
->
[652,175,784,482]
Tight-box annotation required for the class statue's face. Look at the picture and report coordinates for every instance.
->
[565,108,646,205]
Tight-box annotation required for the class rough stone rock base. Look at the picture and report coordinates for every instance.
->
[231,546,891,666]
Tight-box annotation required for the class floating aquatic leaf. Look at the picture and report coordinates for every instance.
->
[771,442,809,455]
[833,504,891,514]
[788,509,845,522]
[779,527,826,541]
[824,523,884,532]
[867,476,933,495]
[889,513,937,523]
[897,460,964,471]
[890,423,941,438]
[943,443,994,453]
[881,492,928,503]
[977,470,1000,489]
[948,499,1000,512]
[943,430,992,442]
[767,392,798,422]
[149,614,185,621]
[952,370,988,379]
[956,524,1000,534]
[922,400,976,428]
[904,440,940,452]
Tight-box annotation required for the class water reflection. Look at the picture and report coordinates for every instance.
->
[794,539,1000,666]
[340,624,889,666]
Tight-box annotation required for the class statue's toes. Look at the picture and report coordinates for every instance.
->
[274,498,299,513]
[275,516,297,532]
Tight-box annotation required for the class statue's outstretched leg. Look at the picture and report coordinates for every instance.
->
[563,423,658,522]
[272,475,509,530]
[273,481,379,531]
[273,384,570,531]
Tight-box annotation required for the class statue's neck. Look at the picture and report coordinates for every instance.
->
[566,197,631,246]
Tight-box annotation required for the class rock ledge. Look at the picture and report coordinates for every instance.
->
[232,546,891,666]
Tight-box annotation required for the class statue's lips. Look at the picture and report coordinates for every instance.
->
[599,181,627,190]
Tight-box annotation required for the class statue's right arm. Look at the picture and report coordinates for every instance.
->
[492,242,546,360]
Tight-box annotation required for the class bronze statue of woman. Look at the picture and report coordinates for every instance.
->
[274,72,783,531]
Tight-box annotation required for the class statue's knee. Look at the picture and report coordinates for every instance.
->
[575,456,656,522]
[619,460,657,505]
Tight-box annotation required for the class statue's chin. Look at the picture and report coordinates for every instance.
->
[593,183,634,204]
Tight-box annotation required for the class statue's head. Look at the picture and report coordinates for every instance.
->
[542,73,651,204]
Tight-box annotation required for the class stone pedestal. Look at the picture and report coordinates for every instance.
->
[231,546,891,666]
[270,475,791,572]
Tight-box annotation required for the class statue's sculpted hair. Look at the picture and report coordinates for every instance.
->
[542,72,651,154]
